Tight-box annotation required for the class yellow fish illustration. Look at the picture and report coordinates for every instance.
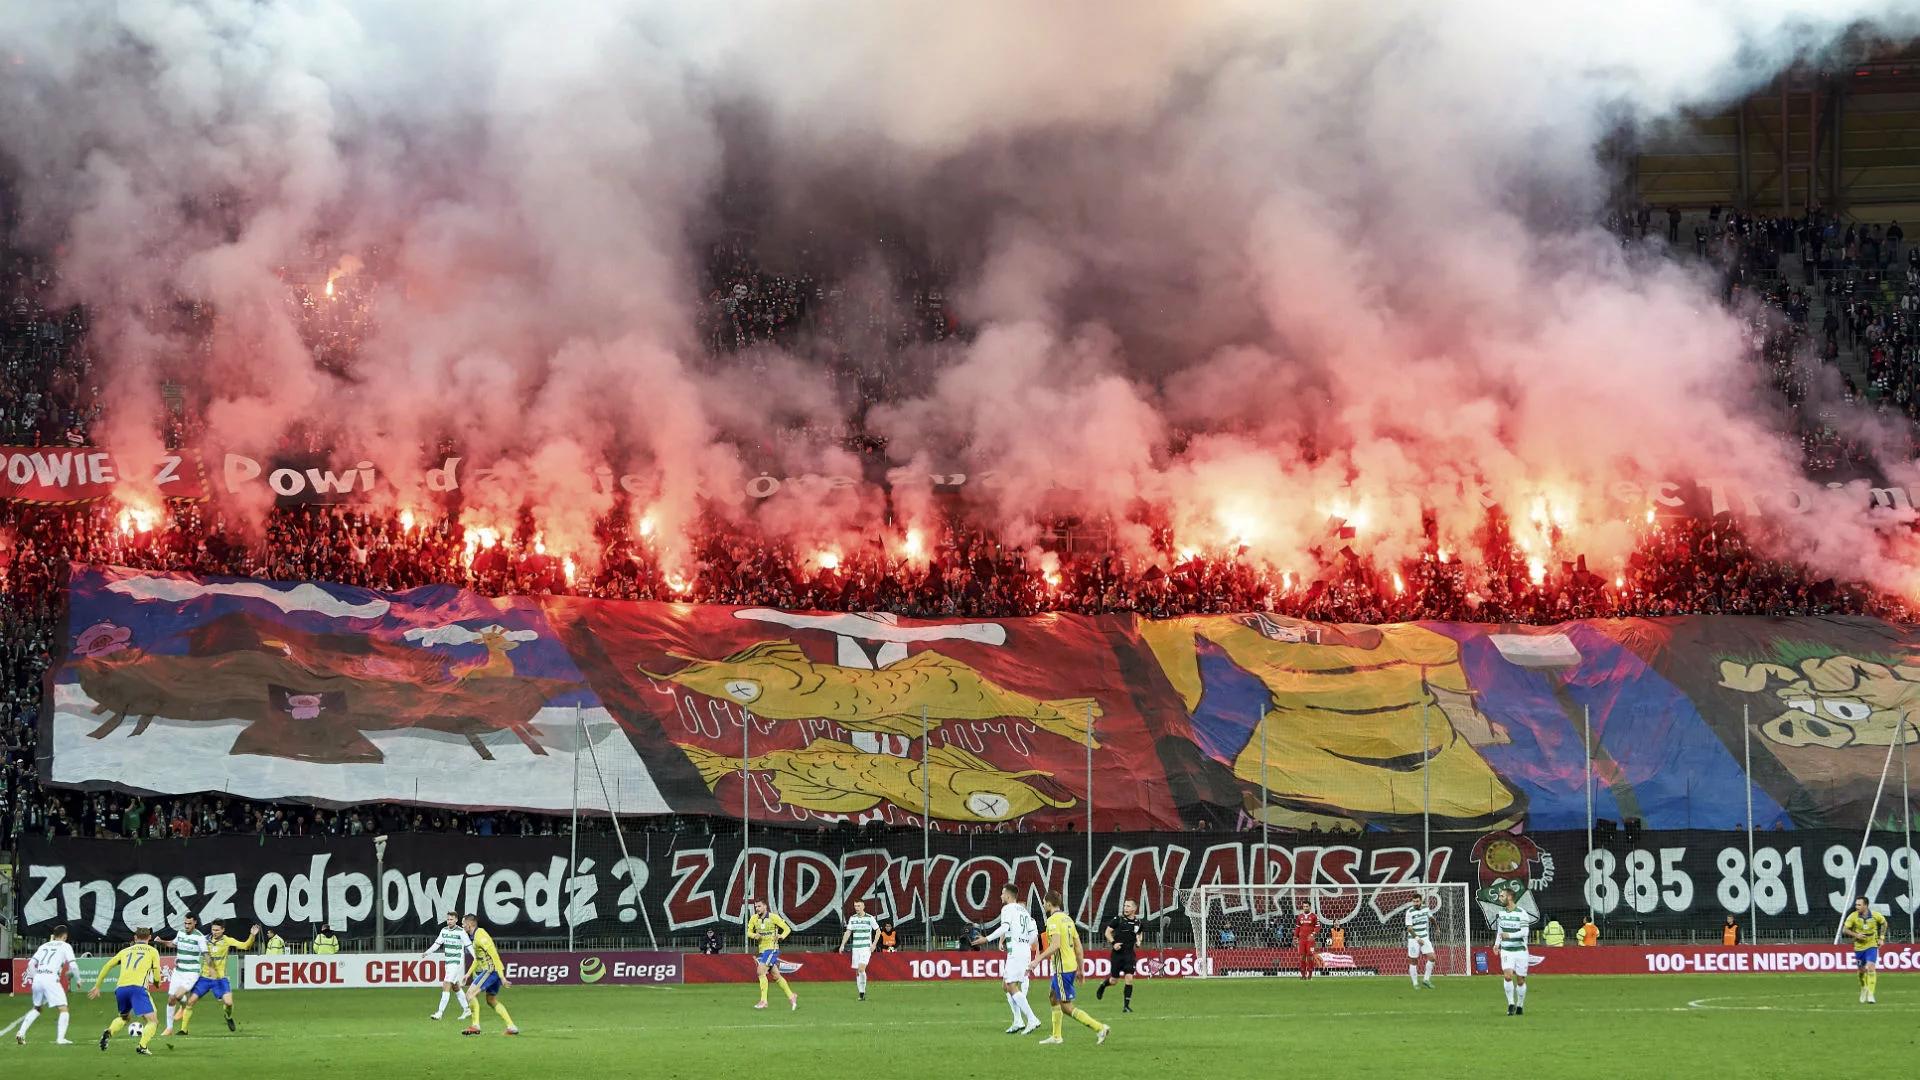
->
[642,639,1101,746]
[679,738,1076,823]
[1719,655,1920,749]
[1142,615,1520,831]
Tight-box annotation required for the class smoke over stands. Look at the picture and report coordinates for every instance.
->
[2,2,1919,589]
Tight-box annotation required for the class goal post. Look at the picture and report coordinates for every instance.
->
[1175,883,1473,978]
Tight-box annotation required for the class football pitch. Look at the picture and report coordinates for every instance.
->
[10,975,1917,1079]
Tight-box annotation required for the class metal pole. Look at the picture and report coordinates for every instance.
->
[1260,706,1270,867]
[922,706,932,951]
[1422,699,1432,885]
[1745,705,1757,944]
[742,707,751,894]
[580,706,658,949]
[1807,85,1818,212]
[1584,705,1594,921]
[1905,720,1915,944]
[1085,702,1095,927]
[1779,81,1790,217]
[1835,725,1904,943]
[1832,90,1844,215]
[1737,100,1750,211]
[568,707,582,952]
[373,836,386,952]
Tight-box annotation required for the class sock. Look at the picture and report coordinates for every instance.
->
[1020,993,1042,1026]
[178,1006,192,1030]
[223,1003,233,1020]
[139,1023,155,1049]
[1867,971,1878,997]
[1006,992,1022,1022]
[18,1009,37,1037]
[857,971,867,994]
[56,1013,70,1041]
[437,990,450,1015]
[1503,980,1515,1005]
[109,1017,128,1037]
[1424,960,1434,982]
[1050,1006,1063,1039]
[1068,1007,1105,1032]
[1517,984,1528,1007]
[166,1004,176,1029]
[1409,963,1419,986]
[467,1004,482,1031]
[773,973,794,999]
[758,970,769,1003]
[492,1001,515,1029]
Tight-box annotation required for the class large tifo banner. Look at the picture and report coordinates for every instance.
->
[40,566,1920,832]
[14,829,1920,943]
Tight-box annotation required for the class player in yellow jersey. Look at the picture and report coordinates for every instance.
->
[87,928,163,1056]
[179,921,260,1034]
[1842,897,1891,1005]
[460,914,519,1036]
[1030,893,1109,1047]
[747,899,798,1011]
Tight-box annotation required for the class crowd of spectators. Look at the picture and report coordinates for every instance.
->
[5,203,1920,844]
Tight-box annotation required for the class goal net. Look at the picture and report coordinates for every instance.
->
[1175,883,1473,978]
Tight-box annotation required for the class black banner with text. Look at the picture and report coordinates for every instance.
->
[14,827,1920,945]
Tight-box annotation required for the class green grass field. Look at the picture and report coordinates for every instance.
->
[10,975,1918,1079]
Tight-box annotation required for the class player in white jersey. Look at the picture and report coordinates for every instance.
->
[15,924,80,1045]
[1493,889,1536,1016]
[1406,893,1438,988]
[977,885,1043,1035]
[424,912,474,1021]
[156,915,211,1035]
[838,901,883,1000]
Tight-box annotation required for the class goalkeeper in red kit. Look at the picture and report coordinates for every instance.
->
[1294,903,1320,981]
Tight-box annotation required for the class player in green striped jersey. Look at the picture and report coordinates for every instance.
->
[1494,889,1536,1016]
[1405,894,1437,989]
[156,915,209,1036]
[838,901,882,1001]
[423,913,474,1021]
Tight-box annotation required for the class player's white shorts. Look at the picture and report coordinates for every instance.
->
[999,947,1033,983]
[168,970,200,998]
[30,974,69,1009]
[850,947,872,969]
[1407,937,1435,960]
[439,961,466,984]
[1498,950,1531,976]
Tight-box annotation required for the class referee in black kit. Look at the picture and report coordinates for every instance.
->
[1095,899,1142,1012]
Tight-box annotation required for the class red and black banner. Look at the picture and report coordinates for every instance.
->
[14,828,1918,946]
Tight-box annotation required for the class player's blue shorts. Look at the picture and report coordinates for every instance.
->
[469,971,503,996]
[1856,947,1879,967]
[191,977,230,999]
[114,986,154,1016]
[756,949,780,966]
[1050,971,1077,1001]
